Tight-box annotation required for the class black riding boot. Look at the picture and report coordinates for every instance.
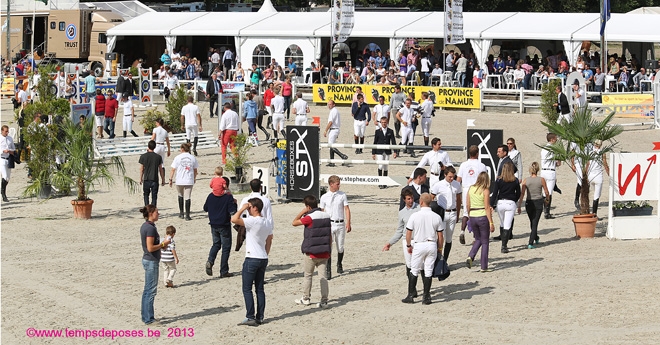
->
[359,137,364,154]
[193,137,199,156]
[185,199,192,220]
[501,229,510,253]
[178,196,184,219]
[395,120,401,138]
[493,227,503,241]
[592,198,599,216]
[123,131,127,138]
[545,196,554,219]
[332,148,347,160]
[131,130,139,137]
[443,242,452,261]
[424,138,429,146]
[402,271,418,303]
[405,267,418,297]
[422,275,433,305]
[574,184,581,210]
[354,138,359,154]
[326,257,332,280]
[337,252,344,274]
[1,179,8,202]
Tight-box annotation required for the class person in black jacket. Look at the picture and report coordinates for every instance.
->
[553,85,571,124]
[490,162,521,254]
[399,168,428,210]
[205,73,223,118]
[203,177,238,277]
[123,72,138,98]
[372,117,397,189]
[496,144,517,178]
[115,72,125,98]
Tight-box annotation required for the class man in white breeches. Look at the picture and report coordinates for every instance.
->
[271,86,286,140]
[319,175,352,280]
[396,98,416,157]
[419,92,434,146]
[540,133,560,219]
[430,166,461,262]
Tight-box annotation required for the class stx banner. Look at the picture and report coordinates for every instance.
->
[467,129,503,183]
[312,84,480,109]
[286,126,320,200]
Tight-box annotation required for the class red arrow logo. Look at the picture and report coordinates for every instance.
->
[653,142,660,150]
[618,155,657,196]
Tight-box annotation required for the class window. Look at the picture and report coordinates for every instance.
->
[50,22,56,29]
[332,43,351,63]
[284,44,303,74]
[59,22,65,31]
[252,44,271,70]
[98,33,107,44]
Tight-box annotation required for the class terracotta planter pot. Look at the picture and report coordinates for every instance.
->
[572,214,597,238]
[71,199,94,219]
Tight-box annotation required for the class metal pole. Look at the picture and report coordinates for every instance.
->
[600,0,607,72]
[5,0,10,62]
[31,1,35,65]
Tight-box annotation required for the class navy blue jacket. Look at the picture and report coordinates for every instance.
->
[203,193,237,227]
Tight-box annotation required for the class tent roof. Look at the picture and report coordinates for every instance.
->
[83,1,154,20]
[106,12,207,36]
[239,12,330,37]
[479,12,599,40]
[572,13,660,42]
[169,12,275,36]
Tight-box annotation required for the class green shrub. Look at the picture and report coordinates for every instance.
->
[540,78,562,124]
[164,87,188,134]
[139,107,168,134]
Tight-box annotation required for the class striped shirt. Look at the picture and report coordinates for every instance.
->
[160,236,176,262]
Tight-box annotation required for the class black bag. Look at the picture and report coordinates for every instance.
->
[430,200,445,221]
[258,109,268,117]
[7,153,15,169]
[432,255,450,281]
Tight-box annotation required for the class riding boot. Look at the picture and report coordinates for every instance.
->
[574,184,581,210]
[326,257,332,280]
[424,138,429,146]
[185,199,192,221]
[395,121,401,138]
[553,183,562,194]
[123,131,127,138]
[331,148,348,160]
[354,138,359,154]
[405,267,418,297]
[510,218,515,239]
[178,196,184,219]
[493,226,503,241]
[422,275,432,305]
[193,137,199,156]
[443,242,452,261]
[273,128,278,140]
[359,137,364,154]
[130,130,139,137]
[1,179,8,202]
[501,230,510,253]
[337,252,344,274]
[402,271,418,303]
[280,130,286,138]
[545,196,554,219]
[592,198,599,216]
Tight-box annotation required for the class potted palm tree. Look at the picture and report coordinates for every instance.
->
[225,133,252,188]
[539,105,623,238]
[51,117,138,219]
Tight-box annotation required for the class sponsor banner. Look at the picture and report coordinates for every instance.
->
[602,94,655,117]
[312,84,480,109]
[286,126,320,200]
[610,152,659,201]
[331,0,355,44]
[467,129,503,183]
[198,81,246,93]
[320,174,401,186]
[276,147,287,186]
[71,103,93,124]
[445,0,465,44]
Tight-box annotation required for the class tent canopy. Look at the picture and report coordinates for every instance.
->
[572,13,660,42]
[106,12,207,36]
[169,12,274,36]
[480,13,599,40]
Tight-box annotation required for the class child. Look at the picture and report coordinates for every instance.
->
[210,166,229,196]
[161,226,179,288]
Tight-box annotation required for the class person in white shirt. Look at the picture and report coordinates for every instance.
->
[410,137,453,187]
[270,86,286,139]
[151,118,171,174]
[222,49,234,76]
[418,92,434,146]
[323,100,348,166]
[540,133,561,219]
[419,54,431,85]
[210,49,220,74]
[382,189,420,294]
[456,145,487,245]
[55,71,66,98]
[169,142,199,220]
[180,96,202,156]
[239,179,273,226]
[319,175,351,279]
[428,63,443,86]
[17,88,28,108]
[430,166,462,261]
[218,102,240,165]
[403,193,444,305]
[513,64,525,89]
[292,92,310,126]
[372,96,390,128]
[571,79,586,111]
[395,98,416,157]
[31,68,41,101]
[164,71,179,102]
[122,94,138,137]
[1,125,16,202]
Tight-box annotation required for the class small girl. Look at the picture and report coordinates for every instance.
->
[210,166,229,196]
[161,226,179,288]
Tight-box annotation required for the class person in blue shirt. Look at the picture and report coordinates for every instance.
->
[160,49,171,67]
[243,92,258,144]
[493,56,505,75]
[286,58,297,76]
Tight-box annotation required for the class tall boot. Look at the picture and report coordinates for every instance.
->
[422,275,432,305]
[443,242,452,261]
[574,184,581,210]
[424,138,429,146]
[326,257,332,280]
[509,217,514,240]
[405,267,418,297]
[395,120,401,138]
[544,196,554,219]
[130,130,139,137]
[402,272,418,303]
[592,198,599,216]
[185,199,192,221]
[493,226,503,241]
[193,137,199,156]
[337,252,344,274]
[259,124,270,141]
[354,138,359,154]
[178,196,184,219]
[332,148,348,160]
[359,137,364,154]
[501,229,510,253]
[123,131,127,138]
[1,179,8,202]
[280,130,286,138]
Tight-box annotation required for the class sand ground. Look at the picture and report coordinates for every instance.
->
[1,97,659,344]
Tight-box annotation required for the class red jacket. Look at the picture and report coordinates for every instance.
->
[95,94,106,115]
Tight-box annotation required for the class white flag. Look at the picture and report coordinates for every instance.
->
[331,0,354,44]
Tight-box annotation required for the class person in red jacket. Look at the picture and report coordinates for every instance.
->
[94,89,106,139]
[104,89,119,139]
[263,83,275,129]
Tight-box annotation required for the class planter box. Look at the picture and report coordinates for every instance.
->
[612,206,653,217]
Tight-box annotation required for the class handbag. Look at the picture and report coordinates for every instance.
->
[7,153,15,169]
[432,255,450,281]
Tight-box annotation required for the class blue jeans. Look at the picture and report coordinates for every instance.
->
[143,180,159,207]
[242,257,268,322]
[247,118,257,135]
[208,226,232,275]
[104,117,115,138]
[283,96,291,119]
[141,259,159,324]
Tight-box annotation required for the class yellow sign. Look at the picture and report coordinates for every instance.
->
[311,84,481,109]
[602,94,655,117]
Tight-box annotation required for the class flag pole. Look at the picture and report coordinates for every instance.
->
[31,0,36,65]
[600,0,607,72]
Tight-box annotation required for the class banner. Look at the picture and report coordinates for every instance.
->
[139,68,153,106]
[286,126,320,200]
[467,129,503,183]
[444,0,465,45]
[602,94,655,117]
[600,0,611,36]
[71,103,93,124]
[320,174,400,186]
[312,84,480,109]
[331,0,355,44]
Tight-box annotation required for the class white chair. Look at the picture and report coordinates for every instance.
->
[407,71,420,86]
[440,72,453,87]
[451,71,461,87]
[504,73,517,89]
[8,127,16,141]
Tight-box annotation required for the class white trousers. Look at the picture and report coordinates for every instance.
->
[402,240,416,269]
[400,125,413,145]
[0,159,11,181]
[540,170,556,196]
[421,118,432,137]
[295,115,307,126]
[410,241,437,278]
[94,115,104,127]
[353,119,366,137]
[123,116,133,132]
[331,223,346,253]
[154,144,167,164]
[162,261,177,283]
[585,172,604,200]
[272,113,285,131]
[496,199,516,230]
[185,125,199,141]
[328,129,339,144]
[375,153,389,171]
[557,113,573,124]
[443,210,457,243]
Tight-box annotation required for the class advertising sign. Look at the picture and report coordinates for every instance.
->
[444,0,465,44]
[467,129,503,183]
[602,94,655,117]
[71,103,93,124]
[610,152,659,201]
[331,0,355,44]
[286,126,320,200]
[312,84,480,109]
